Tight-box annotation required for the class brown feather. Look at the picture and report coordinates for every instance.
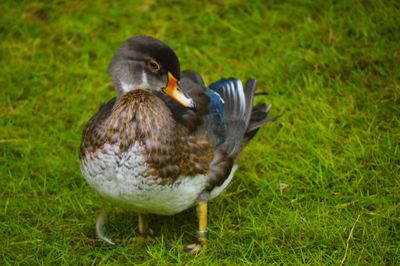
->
[80,90,214,184]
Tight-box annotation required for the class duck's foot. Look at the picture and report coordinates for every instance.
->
[167,242,205,254]
[182,243,205,254]
[127,234,156,245]
[174,201,209,254]
[181,201,209,254]
[183,228,208,254]
[182,238,207,254]
[166,228,208,254]
[122,213,155,244]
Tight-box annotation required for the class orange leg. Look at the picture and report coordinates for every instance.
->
[197,201,208,247]
[183,201,208,254]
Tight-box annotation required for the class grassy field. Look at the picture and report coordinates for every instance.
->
[1,0,399,265]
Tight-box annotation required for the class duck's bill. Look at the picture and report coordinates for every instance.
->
[164,72,196,109]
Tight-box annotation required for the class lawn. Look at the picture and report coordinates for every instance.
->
[1,0,399,265]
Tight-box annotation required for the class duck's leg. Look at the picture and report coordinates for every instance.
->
[183,201,208,254]
[126,213,156,244]
[96,209,117,245]
[138,213,154,238]
[197,202,208,248]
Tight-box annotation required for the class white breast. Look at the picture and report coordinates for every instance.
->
[81,143,217,215]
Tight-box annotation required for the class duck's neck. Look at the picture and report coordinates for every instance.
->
[115,71,152,98]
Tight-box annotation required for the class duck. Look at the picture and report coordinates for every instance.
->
[79,35,278,253]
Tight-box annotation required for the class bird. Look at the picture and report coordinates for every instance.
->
[79,35,278,253]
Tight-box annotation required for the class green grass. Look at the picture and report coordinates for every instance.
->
[1,0,399,264]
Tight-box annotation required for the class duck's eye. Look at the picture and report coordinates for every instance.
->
[147,59,160,73]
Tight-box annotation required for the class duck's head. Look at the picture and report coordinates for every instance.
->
[109,35,195,109]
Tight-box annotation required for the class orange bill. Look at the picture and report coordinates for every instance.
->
[164,72,196,109]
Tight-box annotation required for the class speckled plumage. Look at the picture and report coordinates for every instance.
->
[79,35,278,249]
[80,89,223,214]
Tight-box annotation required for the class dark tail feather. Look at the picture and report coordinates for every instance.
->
[243,100,280,143]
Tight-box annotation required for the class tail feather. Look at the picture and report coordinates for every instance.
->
[243,79,256,131]
[244,101,280,142]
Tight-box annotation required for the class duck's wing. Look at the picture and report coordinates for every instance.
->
[158,71,278,192]
[208,78,248,157]
[178,73,277,151]
[205,78,278,190]
[209,78,279,155]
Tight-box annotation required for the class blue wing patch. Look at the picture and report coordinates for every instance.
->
[206,89,224,120]
[204,79,232,146]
